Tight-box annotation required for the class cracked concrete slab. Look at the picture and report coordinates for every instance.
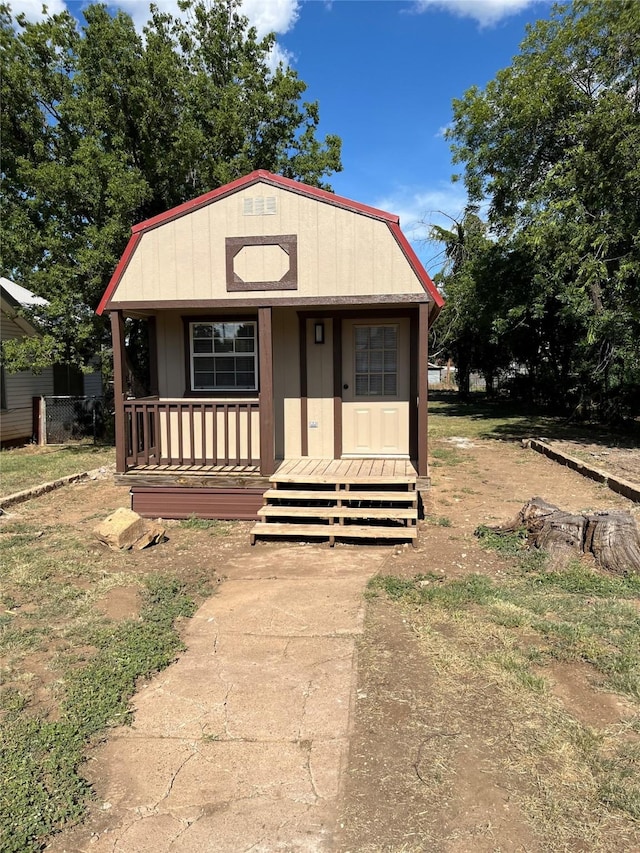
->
[50,545,388,852]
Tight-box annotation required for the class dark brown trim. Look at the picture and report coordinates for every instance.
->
[258,307,275,475]
[105,293,431,312]
[131,486,265,521]
[332,316,342,460]
[409,309,418,463]
[182,315,259,395]
[111,311,127,473]
[148,316,159,397]
[417,302,429,478]
[225,234,298,292]
[299,314,308,457]
[179,391,260,400]
[297,307,415,320]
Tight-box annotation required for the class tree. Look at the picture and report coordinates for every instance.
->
[445,0,640,420]
[0,0,342,372]
[429,211,504,396]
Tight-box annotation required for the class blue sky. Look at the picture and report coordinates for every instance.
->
[278,0,553,268]
[13,0,554,270]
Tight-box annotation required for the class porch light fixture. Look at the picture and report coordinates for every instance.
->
[314,321,325,344]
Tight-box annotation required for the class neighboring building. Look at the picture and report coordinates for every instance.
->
[428,362,444,386]
[1,277,103,447]
[98,171,443,540]
[0,277,54,447]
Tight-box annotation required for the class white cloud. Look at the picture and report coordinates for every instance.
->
[413,0,545,27]
[9,0,67,19]
[374,183,468,237]
[241,0,300,37]
[112,0,180,34]
[373,182,471,270]
[11,0,300,39]
[93,0,299,37]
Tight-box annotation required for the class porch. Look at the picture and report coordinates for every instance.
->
[252,457,418,545]
[126,456,419,543]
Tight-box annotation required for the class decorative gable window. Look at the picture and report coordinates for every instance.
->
[189,321,257,392]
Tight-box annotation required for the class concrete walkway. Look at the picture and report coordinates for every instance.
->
[55,545,389,852]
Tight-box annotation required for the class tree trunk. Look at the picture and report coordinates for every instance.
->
[485,497,640,575]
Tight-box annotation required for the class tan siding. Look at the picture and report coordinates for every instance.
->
[305,317,334,458]
[272,308,301,459]
[156,314,185,397]
[114,181,426,303]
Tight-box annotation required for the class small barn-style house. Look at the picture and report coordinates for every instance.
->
[98,171,443,544]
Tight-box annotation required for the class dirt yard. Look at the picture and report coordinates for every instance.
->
[335,436,640,853]
[2,425,639,852]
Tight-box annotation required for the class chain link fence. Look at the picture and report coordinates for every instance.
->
[43,396,107,444]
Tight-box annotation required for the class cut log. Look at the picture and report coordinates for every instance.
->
[480,498,640,575]
[586,511,640,575]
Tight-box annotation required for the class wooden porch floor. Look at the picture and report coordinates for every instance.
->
[120,462,261,477]
[118,457,416,483]
[273,457,417,484]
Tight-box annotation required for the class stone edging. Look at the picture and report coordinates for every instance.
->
[524,439,640,504]
[0,464,116,511]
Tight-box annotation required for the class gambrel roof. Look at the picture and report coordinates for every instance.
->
[97,170,443,318]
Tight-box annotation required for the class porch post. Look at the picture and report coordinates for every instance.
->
[298,314,308,457]
[332,317,342,459]
[110,310,127,473]
[258,307,275,476]
[417,302,429,478]
[147,316,159,397]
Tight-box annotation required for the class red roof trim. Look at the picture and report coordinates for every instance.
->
[130,170,399,236]
[388,222,444,320]
[253,172,400,224]
[97,171,444,317]
[96,231,142,315]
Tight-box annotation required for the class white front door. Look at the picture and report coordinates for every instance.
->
[342,319,410,456]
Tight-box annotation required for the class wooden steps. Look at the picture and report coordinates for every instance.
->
[262,488,417,503]
[258,506,417,520]
[250,458,418,546]
[251,522,417,543]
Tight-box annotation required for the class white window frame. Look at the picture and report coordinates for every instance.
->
[353,323,399,398]
[189,321,258,393]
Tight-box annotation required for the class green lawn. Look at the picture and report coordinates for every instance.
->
[0,445,115,497]
[428,391,639,445]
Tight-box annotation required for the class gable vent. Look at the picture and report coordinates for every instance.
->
[243,196,277,215]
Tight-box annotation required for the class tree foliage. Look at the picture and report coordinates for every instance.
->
[440,0,640,420]
[0,0,342,372]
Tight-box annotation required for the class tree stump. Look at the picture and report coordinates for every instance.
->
[484,497,640,575]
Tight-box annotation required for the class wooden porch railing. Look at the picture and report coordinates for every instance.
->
[123,398,260,469]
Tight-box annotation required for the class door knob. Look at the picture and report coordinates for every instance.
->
[343,384,349,389]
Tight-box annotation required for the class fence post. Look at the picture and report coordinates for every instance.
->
[32,396,45,445]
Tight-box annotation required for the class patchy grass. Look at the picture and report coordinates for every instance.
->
[0,444,114,496]
[368,544,640,841]
[430,446,466,467]
[179,515,232,534]
[0,570,196,853]
[0,498,216,853]
[425,514,453,528]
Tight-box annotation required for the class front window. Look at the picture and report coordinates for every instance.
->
[354,324,398,397]
[189,321,257,391]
